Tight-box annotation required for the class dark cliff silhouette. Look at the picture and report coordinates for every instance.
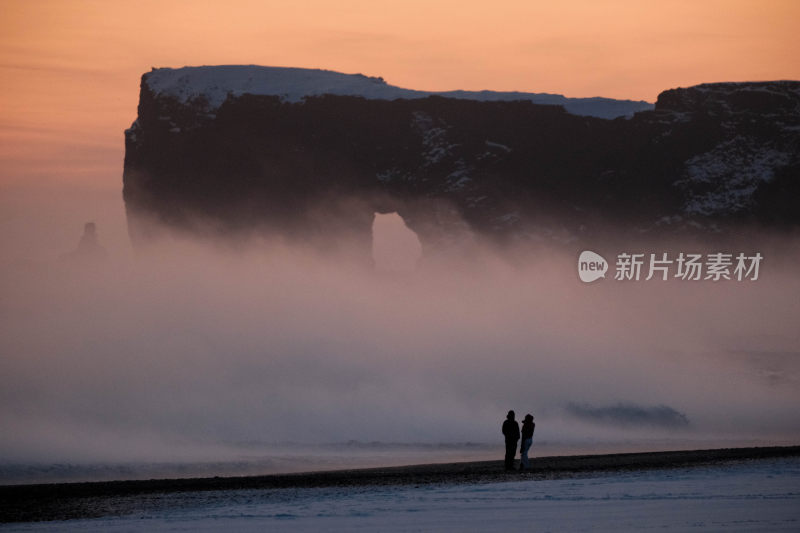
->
[123,68,800,260]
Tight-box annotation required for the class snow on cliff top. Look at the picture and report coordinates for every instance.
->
[144,65,653,119]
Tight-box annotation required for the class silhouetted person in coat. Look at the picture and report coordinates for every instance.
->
[519,413,535,471]
[502,410,520,471]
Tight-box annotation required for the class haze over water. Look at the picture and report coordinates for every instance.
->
[2,206,799,483]
[1,1,799,483]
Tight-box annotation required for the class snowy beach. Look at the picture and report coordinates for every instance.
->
[2,447,798,531]
[3,2,799,531]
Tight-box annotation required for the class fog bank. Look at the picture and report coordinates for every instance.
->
[1,185,799,473]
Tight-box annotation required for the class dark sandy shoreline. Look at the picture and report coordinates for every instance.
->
[2,445,798,523]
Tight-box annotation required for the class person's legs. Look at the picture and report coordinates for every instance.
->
[504,440,516,470]
[520,438,532,470]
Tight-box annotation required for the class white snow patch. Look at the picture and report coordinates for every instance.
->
[485,140,512,152]
[445,166,471,191]
[678,137,793,216]
[144,66,653,119]
[413,111,458,165]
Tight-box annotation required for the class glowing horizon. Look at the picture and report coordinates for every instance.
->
[1,0,799,188]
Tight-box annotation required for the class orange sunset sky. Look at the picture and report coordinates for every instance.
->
[0,0,798,191]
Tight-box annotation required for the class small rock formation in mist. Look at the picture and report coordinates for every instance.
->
[122,66,800,260]
[63,222,107,262]
[566,402,690,429]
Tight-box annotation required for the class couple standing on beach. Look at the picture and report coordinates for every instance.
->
[502,410,535,471]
